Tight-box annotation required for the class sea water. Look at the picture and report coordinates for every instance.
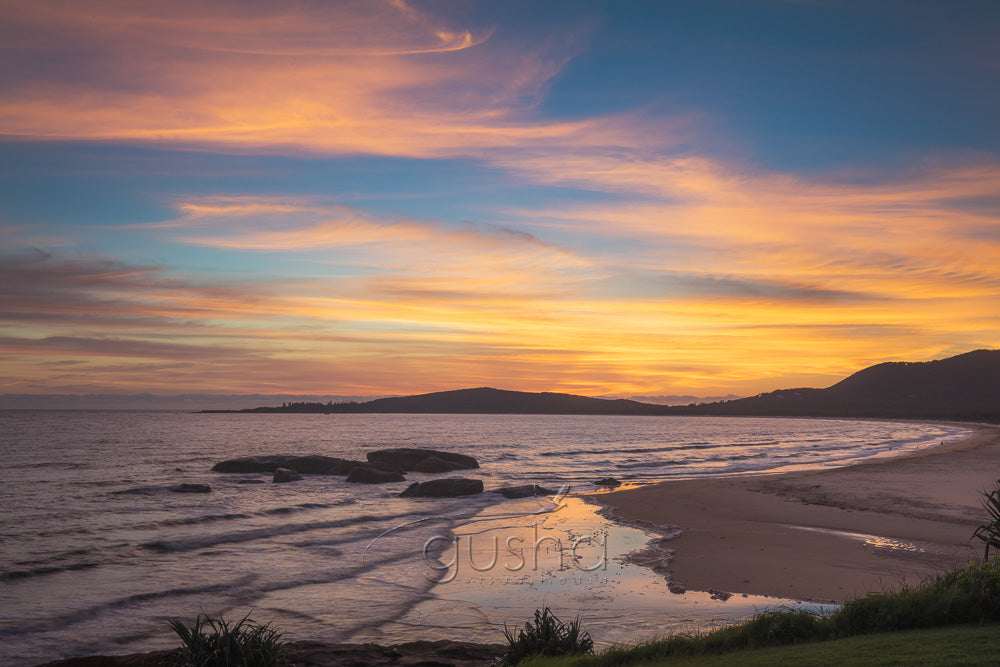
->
[0,412,971,664]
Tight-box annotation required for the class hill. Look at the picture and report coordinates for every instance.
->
[221,350,1000,420]
[676,349,1000,419]
[238,387,668,415]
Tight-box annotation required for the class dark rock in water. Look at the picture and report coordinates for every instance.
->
[287,455,364,475]
[237,478,266,484]
[709,588,732,601]
[491,484,555,499]
[111,486,160,495]
[400,477,484,498]
[411,455,464,473]
[367,448,479,472]
[212,455,292,473]
[168,483,211,493]
[594,477,621,487]
[212,455,364,475]
[345,465,406,484]
[273,468,303,483]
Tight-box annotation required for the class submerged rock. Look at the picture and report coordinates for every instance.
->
[491,484,555,499]
[273,468,303,483]
[237,479,266,485]
[399,478,484,498]
[345,466,406,484]
[212,455,364,475]
[367,448,479,472]
[168,483,211,493]
[594,477,621,487]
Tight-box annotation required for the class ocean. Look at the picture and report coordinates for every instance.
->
[0,411,971,665]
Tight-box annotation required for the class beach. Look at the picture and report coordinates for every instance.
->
[599,422,1000,604]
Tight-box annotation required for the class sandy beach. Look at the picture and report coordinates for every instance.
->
[599,422,1000,604]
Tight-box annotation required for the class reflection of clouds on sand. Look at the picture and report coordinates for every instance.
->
[357,497,834,647]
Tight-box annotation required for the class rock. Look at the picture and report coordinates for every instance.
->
[594,477,621,487]
[399,478,484,498]
[412,456,464,473]
[273,468,303,483]
[37,640,506,667]
[708,588,732,601]
[668,583,686,595]
[491,484,555,499]
[287,455,365,475]
[345,465,406,484]
[168,483,211,493]
[212,455,292,473]
[212,455,365,475]
[367,448,479,472]
[237,479,266,484]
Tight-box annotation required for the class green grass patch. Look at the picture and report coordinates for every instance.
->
[516,559,1000,665]
[525,624,1000,667]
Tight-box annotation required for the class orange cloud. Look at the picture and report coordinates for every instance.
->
[0,0,630,158]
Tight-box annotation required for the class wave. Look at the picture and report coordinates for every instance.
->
[141,511,444,554]
[1,561,101,581]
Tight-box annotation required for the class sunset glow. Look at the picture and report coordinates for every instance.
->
[2,0,999,398]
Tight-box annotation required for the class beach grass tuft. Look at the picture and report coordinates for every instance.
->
[502,606,595,665]
[164,612,289,667]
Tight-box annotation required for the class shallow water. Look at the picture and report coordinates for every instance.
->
[0,411,970,664]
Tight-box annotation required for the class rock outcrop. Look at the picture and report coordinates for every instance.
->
[367,448,479,472]
[38,639,505,667]
[212,455,364,475]
[594,477,621,487]
[399,478,484,498]
[491,484,555,499]
[345,466,406,484]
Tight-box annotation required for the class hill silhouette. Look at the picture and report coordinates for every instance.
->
[224,350,1000,420]
[677,349,1000,419]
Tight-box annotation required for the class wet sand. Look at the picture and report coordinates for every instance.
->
[599,423,1000,603]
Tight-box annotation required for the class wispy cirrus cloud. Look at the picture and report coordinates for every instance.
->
[0,0,620,158]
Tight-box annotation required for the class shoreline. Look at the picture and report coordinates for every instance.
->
[597,422,1000,603]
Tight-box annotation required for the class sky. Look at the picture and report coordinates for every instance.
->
[1,0,999,399]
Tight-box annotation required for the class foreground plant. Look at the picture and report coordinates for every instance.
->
[164,613,289,667]
[502,607,594,665]
[971,479,1000,559]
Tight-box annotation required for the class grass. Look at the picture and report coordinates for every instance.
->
[164,613,289,667]
[524,624,1000,666]
[515,558,1000,666]
[503,607,595,665]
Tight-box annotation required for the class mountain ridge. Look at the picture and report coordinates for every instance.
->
[220,349,1000,420]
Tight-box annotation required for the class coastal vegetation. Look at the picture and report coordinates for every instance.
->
[165,613,289,667]
[520,558,1000,666]
[972,480,1000,560]
[502,607,594,665]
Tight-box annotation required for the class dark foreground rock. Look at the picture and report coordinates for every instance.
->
[367,448,479,472]
[491,484,555,499]
[37,639,505,667]
[212,455,364,475]
[594,477,621,487]
[400,477,484,497]
[273,468,303,483]
[168,483,211,493]
[345,465,407,484]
